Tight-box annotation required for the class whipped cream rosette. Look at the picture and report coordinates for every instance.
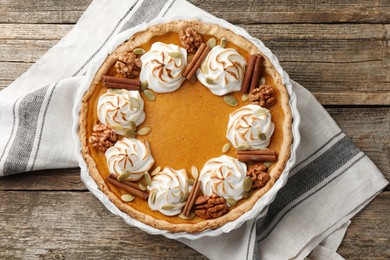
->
[197,45,247,96]
[140,42,187,93]
[199,155,247,201]
[227,104,274,149]
[97,90,145,135]
[105,137,154,181]
[148,167,189,216]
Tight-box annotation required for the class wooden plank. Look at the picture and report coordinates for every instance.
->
[0,108,388,191]
[0,191,206,259]
[0,24,72,40]
[1,0,390,24]
[338,192,390,258]
[0,190,388,259]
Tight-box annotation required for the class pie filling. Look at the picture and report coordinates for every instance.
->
[82,21,291,231]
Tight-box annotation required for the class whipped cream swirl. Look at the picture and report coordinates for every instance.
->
[227,104,274,149]
[105,137,154,181]
[197,46,247,96]
[148,167,189,216]
[97,90,145,135]
[140,42,187,93]
[199,155,247,201]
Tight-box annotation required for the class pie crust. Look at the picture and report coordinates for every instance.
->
[79,20,292,233]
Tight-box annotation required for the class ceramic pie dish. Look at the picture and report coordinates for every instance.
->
[72,16,300,239]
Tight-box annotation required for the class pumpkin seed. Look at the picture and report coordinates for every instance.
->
[129,97,140,109]
[121,194,135,202]
[220,37,227,48]
[223,95,238,107]
[108,88,121,94]
[140,81,148,92]
[149,191,157,203]
[243,189,253,199]
[205,77,215,84]
[169,52,182,59]
[161,204,176,211]
[236,143,250,151]
[191,165,199,180]
[110,125,124,131]
[178,212,195,220]
[201,63,209,74]
[222,143,231,153]
[124,128,137,138]
[243,177,253,192]
[117,172,131,182]
[144,172,152,186]
[259,76,266,85]
[241,94,249,102]
[255,108,268,116]
[151,166,161,176]
[187,179,195,186]
[129,121,136,130]
[263,161,273,168]
[138,183,147,191]
[258,132,267,141]
[227,197,237,207]
[207,38,216,48]
[143,89,156,101]
[137,126,151,136]
[133,48,145,55]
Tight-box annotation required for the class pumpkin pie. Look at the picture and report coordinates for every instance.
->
[79,20,292,233]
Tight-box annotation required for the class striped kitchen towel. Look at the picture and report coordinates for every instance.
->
[0,0,387,259]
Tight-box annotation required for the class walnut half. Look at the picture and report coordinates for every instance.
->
[179,27,203,53]
[247,164,270,189]
[194,194,229,219]
[249,84,276,108]
[88,124,118,152]
[115,51,142,78]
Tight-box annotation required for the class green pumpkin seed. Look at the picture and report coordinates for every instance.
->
[129,121,136,131]
[137,126,151,136]
[108,88,122,94]
[243,177,253,192]
[260,77,266,86]
[227,197,237,207]
[124,128,137,138]
[223,95,238,107]
[129,97,140,109]
[133,48,145,55]
[121,194,135,202]
[205,77,215,84]
[143,89,156,101]
[178,212,195,219]
[151,166,161,176]
[187,179,195,186]
[243,189,253,199]
[201,63,209,74]
[149,191,157,203]
[236,143,250,151]
[263,161,273,168]
[117,172,131,182]
[138,183,147,191]
[144,172,152,186]
[258,132,267,141]
[161,204,176,211]
[222,142,231,153]
[241,94,249,102]
[255,108,268,116]
[207,38,217,48]
[191,165,199,180]
[220,37,227,48]
[169,52,182,59]
[140,81,148,92]
[110,125,124,131]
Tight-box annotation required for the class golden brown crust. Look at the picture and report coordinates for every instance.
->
[79,20,292,233]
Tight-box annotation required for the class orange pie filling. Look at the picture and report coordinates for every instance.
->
[82,24,290,229]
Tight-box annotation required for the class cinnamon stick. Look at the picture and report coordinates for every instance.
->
[185,45,211,80]
[249,55,263,93]
[107,175,148,200]
[241,55,257,93]
[182,180,202,216]
[103,82,140,91]
[237,150,276,156]
[237,154,277,162]
[109,173,142,191]
[103,76,141,86]
[182,43,207,77]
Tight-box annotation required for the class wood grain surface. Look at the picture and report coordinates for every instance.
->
[0,0,389,259]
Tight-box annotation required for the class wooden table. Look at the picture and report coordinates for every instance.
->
[1,1,389,258]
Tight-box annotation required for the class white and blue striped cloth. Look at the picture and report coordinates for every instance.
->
[0,0,387,259]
